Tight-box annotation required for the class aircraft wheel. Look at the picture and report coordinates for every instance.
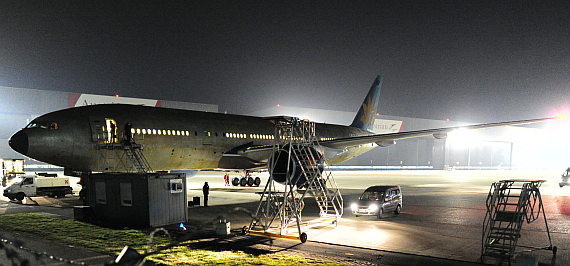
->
[394,205,401,214]
[377,208,383,219]
[300,232,308,243]
[8,197,15,201]
[247,177,254,186]
[232,177,240,186]
[48,194,56,198]
[239,178,247,186]
[242,226,248,235]
[15,193,25,201]
[254,177,261,186]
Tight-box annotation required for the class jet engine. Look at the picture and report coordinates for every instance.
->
[268,145,324,187]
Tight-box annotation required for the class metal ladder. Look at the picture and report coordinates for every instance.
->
[291,143,343,219]
[123,144,153,173]
[481,179,556,265]
[248,117,343,242]
[96,133,152,173]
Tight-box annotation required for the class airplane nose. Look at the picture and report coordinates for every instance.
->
[9,131,28,156]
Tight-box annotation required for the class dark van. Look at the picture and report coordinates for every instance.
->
[351,185,402,219]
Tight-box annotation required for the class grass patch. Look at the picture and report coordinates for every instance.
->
[0,213,345,265]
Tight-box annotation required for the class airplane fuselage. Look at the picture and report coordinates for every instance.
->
[10,104,376,173]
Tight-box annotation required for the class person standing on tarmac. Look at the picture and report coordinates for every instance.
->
[224,173,230,186]
[203,182,210,207]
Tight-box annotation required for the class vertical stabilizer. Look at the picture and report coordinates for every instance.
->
[350,75,383,132]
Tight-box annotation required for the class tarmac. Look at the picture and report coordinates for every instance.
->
[0,202,490,266]
[1,170,567,265]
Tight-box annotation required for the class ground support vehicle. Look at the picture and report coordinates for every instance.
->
[351,185,402,219]
[3,173,72,201]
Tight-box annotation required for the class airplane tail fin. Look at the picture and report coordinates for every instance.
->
[350,75,383,132]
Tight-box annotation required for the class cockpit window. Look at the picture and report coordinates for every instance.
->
[25,121,58,130]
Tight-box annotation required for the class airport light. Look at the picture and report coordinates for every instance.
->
[447,128,480,147]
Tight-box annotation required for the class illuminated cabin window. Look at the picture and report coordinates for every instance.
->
[167,130,171,135]
[147,129,151,134]
[142,129,146,134]
[157,130,162,135]
[131,128,135,134]
[185,131,189,136]
[152,129,157,135]
[136,128,141,134]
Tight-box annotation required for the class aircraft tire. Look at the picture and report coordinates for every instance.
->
[8,197,15,201]
[15,193,25,201]
[239,178,247,186]
[254,177,261,186]
[247,177,254,186]
[232,177,240,186]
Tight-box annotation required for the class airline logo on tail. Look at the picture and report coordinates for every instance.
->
[351,76,383,132]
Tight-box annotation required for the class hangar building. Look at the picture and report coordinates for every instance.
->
[1,86,567,171]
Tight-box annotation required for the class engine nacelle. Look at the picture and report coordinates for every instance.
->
[268,145,324,187]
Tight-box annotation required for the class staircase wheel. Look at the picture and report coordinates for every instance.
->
[247,177,254,186]
[239,178,247,186]
[254,177,261,186]
[300,232,308,243]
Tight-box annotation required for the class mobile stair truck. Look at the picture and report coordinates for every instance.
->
[3,173,72,201]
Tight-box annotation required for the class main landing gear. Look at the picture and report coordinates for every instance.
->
[231,175,261,187]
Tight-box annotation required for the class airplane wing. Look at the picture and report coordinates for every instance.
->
[319,117,555,149]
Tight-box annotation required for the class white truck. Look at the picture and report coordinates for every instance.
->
[3,173,73,201]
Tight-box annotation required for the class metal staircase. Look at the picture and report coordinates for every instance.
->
[248,117,343,242]
[123,144,153,173]
[481,179,556,265]
[96,132,152,173]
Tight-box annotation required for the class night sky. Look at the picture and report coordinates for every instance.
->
[1,1,569,123]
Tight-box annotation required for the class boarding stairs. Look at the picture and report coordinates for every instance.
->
[123,144,153,173]
[481,179,555,265]
[292,145,343,220]
[248,117,343,242]
[96,132,153,173]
